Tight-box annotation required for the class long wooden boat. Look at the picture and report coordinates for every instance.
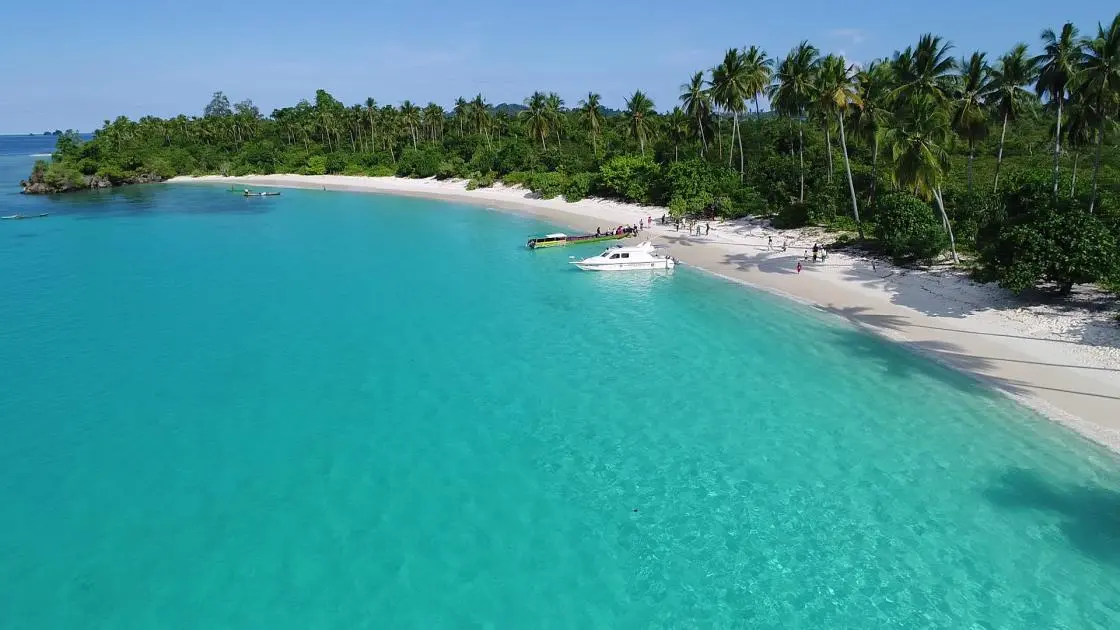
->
[526,230,634,249]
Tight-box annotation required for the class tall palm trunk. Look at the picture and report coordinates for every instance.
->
[728,114,736,167]
[797,117,805,203]
[716,119,723,159]
[870,134,880,205]
[696,115,707,156]
[825,127,834,183]
[1070,151,1079,198]
[735,113,745,180]
[1089,124,1103,214]
[933,187,959,263]
[993,111,1008,192]
[837,113,863,239]
[1051,95,1063,198]
[967,139,976,195]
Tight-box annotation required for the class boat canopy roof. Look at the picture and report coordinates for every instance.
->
[543,233,567,238]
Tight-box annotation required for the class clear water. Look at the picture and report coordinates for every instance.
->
[2,149,1120,628]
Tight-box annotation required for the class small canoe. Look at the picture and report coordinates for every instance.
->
[526,229,635,249]
[1,213,49,220]
[243,192,280,197]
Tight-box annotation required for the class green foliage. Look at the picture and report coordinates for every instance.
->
[367,164,396,177]
[396,147,443,178]
[874,192,949,264]
[564,172,595,202]
[527,171,568,199]
[598,154,661,203]
[44,162,85,190]
[304,155,327,176]
[95,165,127,185]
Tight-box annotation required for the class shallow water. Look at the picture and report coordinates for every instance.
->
[2,156,1120,627]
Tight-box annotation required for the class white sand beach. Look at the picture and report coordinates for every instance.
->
[170,174,1120,452]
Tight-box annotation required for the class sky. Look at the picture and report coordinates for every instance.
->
[1,0,1115,133]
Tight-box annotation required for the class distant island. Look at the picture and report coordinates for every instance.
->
[20,13,1120,296]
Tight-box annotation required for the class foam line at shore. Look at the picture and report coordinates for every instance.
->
[169,174,1120,454]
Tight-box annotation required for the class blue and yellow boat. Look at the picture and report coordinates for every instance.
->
[526,229,634,249]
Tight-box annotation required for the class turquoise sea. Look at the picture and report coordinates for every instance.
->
[3,142,1120,628]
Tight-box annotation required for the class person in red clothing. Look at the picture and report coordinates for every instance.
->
[796,261,802,274]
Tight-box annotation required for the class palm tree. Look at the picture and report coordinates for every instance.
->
[885,95,959,262]
[624,90,656,154]
[422,103,444,141]
[399,100,420,148]
[470,94,492,148]
[710,48,750,177]
[989,44,1040,191]
[577,92,605,153]
[814,55,846,182]
[666,107,689,161]
[895,34,957,102]
[546,92,565,147]
[852,61,893,204]
[768,41,820,202]
[818,55,865,237]
[521,91,550,150]
[952,52,994,194]
[453,97,469,136]
[1075,13,1120,213]
[364,97,378,151]
[679,72,712,155]
[742,45,773,116]
[1035,23,1083,196]
[1063,95,1095,197]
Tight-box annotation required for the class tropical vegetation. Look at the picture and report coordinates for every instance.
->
[23,12,1120,296]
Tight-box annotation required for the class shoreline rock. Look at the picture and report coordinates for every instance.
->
[20,172,165,195]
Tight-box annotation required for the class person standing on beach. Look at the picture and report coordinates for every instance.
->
[640,219,644,230]
[768,236,773,251]
[796,261,802,274]
[705,223,710,236]
[812,243,819,262]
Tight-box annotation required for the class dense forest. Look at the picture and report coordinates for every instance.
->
[22,13,1120,296]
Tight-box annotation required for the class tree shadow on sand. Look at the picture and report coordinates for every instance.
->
[722,252,799,275]
[984,468,1120,567]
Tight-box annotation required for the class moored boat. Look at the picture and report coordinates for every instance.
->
[526,228,635,249]
[570,241,677,271]
[1,213,49,220]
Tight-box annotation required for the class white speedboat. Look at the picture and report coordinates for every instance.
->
[570,241,677,271]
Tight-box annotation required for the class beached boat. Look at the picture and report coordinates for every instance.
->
[526,229,633,249]
[1,213,49,220]
[570,241,676,271]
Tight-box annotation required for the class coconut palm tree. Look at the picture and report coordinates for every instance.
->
[679,72,712,155]
[852,61,893,203]
[1035,23,1083,196]
[469,94,492,148]
[814,54,846,182]
[521,91,550,150]
[1075,13,1120,213]
[453,97,469,136]
[624,90,656,154]
[577,92,605,153]
[399,100,420,148]
[952,52,995,194]
[546,92,565,147]
[884,95,959,262]
[818,55,865,237]
[364,97,378,150]
[989,44,1040,191]
[742,45,774,116]
[1063,95,1096,197]
[710,48,750,177]
[768,41,820,202]
[666,107,689,161]
[422,103,444,141]
[895,34,957,102]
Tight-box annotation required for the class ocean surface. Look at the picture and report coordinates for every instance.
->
[3,140,1120,628]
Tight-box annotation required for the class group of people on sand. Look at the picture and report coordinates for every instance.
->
[794,242,829,274]
[595,225,639,237]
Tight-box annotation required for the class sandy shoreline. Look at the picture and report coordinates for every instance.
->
[170,174,1120,453]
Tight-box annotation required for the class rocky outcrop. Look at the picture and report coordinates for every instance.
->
[20,171,165,195]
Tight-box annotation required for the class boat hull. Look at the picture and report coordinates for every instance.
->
[527,232,630,249]
[572,259,676,271]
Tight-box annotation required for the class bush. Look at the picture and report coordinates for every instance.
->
[598,154,661,204]
[527,171,568,200]
[501,171,534,187]
[44,162,86,190]
[772,201,811,229]
[342,163,366,176]
[367,164,396,177]
[978,199,1119,294]
[874,192,948,264]
[304,155,327,176]
[396,147,442,178]
[466,172,496,191]
[94,164,127,185]
[563,172,595,202]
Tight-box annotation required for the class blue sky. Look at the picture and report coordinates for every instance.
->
[1,0,1115,133]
